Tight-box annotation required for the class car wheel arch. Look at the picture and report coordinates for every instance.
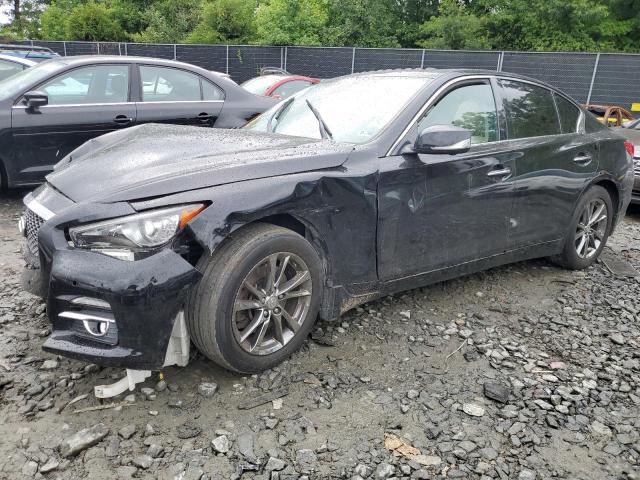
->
[198,213,332,284]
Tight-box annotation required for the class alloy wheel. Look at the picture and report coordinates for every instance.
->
[232,252,312,355]
[574,199,607,259]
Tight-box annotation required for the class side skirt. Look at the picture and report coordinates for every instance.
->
[322,239,564,319]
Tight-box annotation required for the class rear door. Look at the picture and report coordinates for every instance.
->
[135,65,224,127]
[498,79,599,249]
[10,64,136,184]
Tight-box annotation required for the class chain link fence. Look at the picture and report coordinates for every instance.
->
[16,40,640,109]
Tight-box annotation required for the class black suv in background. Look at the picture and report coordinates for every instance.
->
[0,55,275,188]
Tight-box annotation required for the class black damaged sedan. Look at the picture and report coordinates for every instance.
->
[21,69,633,374]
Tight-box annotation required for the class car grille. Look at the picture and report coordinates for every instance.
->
[635,159,640,176]
[25,208,45,258]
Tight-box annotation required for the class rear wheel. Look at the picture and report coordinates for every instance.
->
[553,185,613,269]
[186,223,323,373]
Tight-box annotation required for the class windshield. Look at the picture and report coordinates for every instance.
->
[245,74,433,144]
[0,60,64,101]
[242,75,285,95]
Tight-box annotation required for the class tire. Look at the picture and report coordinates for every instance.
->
[552,185,613,270]
[186,223,323,373]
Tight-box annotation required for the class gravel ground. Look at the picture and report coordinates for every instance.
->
[0,190,639,480]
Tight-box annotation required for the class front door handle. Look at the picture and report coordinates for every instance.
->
[573,154,593,166]
[113,115,133,126]
[487,167,512,178]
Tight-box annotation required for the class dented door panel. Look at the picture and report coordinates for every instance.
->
[377,143,516,281]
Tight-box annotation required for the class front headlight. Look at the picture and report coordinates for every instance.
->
[69,204,205,260]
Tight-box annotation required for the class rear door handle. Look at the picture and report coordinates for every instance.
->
[113,115,133,126]
[573,154,592,166]
[487,167,512,178]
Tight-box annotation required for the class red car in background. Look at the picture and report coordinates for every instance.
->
[242,67,320,99]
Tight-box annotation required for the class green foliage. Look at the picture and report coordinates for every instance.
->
[130,0,202,43]
[418,0,490,50]
[324,0,401,47]
[1,0,639,52]
[255,0,328,46]
[186,0,256,44]
[64,1,126,41]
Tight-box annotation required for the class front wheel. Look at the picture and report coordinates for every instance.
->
[186,223,323,373]
[552,185,613,270]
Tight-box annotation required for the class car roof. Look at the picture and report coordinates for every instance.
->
[334,68,569,97]
[0,53,36,66]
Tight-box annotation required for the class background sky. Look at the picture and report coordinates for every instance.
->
[0,6,10,25]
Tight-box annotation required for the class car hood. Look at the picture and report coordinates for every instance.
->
[47,123,354,203]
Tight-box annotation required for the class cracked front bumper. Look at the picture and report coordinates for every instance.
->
[22,190,202,370]
[42,248,200,369]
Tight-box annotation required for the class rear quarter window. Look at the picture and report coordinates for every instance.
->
[554,94,581,134]
[584,112,606,133]
[500,79,561,139]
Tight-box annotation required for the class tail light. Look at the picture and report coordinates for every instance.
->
[624,140,635,158]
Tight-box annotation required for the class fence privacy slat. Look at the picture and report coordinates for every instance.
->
[22,40,640,108]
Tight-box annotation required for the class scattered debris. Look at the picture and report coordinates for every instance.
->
[237,387,289,410]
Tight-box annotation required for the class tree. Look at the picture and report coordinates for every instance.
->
[255,0,328,46]
[418,0,490,50]
[481,0,628,51]
[186,0,256,44]
[40,0,81,40]
[131,0,202,43]
[63,1,126,41]
[0,0,49,38]
[324,0,401,47]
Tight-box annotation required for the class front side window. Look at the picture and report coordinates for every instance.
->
[554,94,581,134]
[141,66,201,102]
[500,80,560,139]
[417,83,498,145]
[271,80,313,99]
[40,65,129,105]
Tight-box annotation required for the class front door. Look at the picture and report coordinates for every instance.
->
[135,65,224,127]
[10,64,135,184]
[378,80,516,280]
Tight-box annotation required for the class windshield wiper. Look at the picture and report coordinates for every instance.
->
[305,99,333,140]
[267,96,295,133]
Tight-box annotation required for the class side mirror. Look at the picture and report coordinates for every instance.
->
[23,91,48,110]
[413,125,472,154]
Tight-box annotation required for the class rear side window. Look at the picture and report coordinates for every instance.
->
[141,66,201,102]
[500,80,560,139]
[554,94,581,133]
